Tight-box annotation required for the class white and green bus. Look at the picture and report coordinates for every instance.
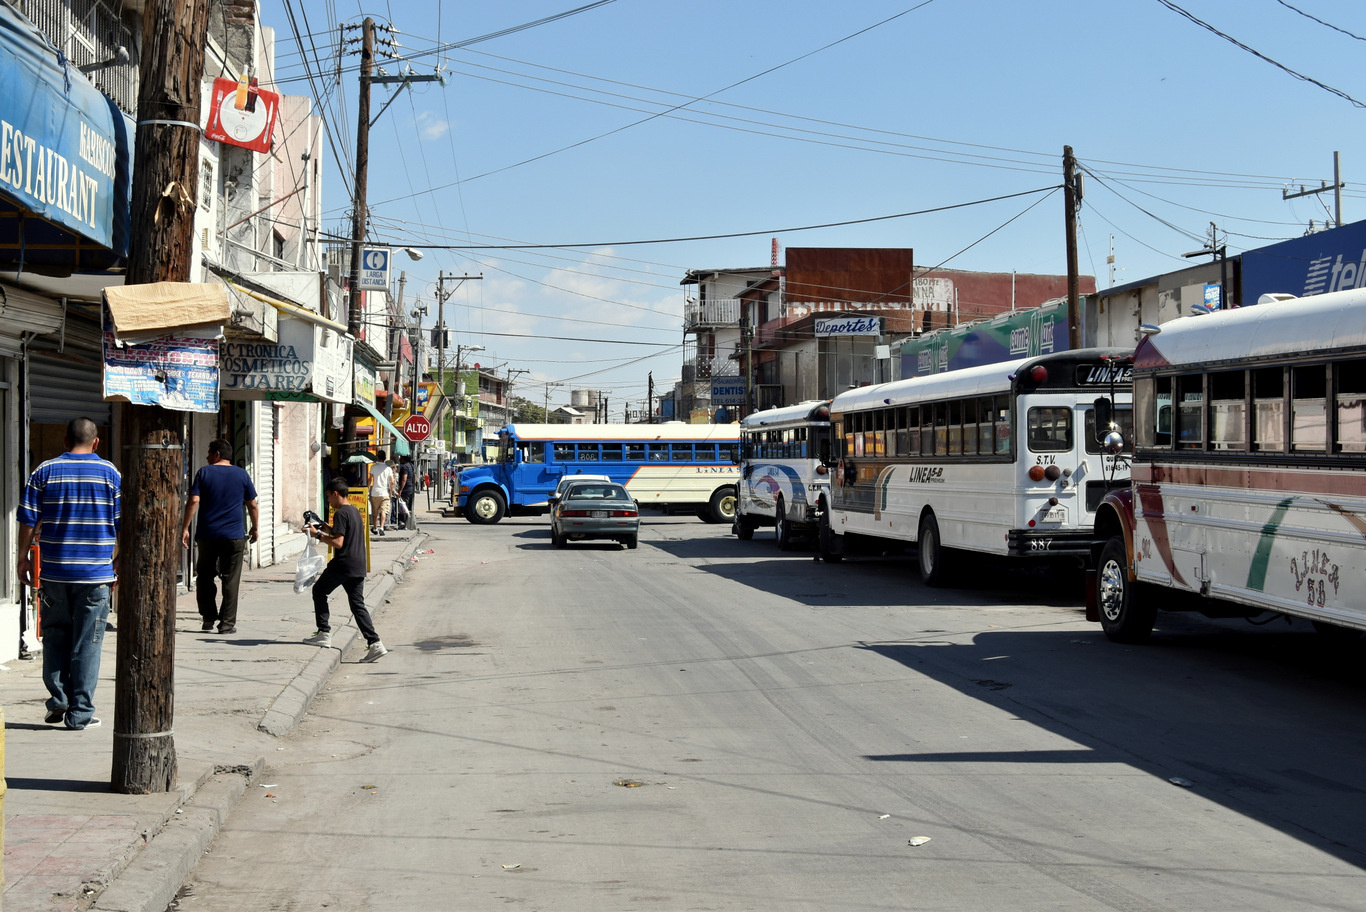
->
[822,348,1134,585]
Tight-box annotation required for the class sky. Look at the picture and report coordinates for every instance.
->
[261,0,1366,419]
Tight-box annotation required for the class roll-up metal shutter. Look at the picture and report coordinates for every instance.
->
[0,283,64,335]
[28,350,111,426]
[254,401,277,567]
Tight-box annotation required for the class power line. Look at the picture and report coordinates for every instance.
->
[1153,0,1366,108]
[335,187,1060,250]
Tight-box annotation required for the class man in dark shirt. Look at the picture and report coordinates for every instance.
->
[303,477,387,662]
[396,454,416,529]
[181,438,259,634]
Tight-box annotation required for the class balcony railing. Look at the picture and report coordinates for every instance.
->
[684,298,741,330]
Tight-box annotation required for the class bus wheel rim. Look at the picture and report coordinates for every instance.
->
[1099,560,1125,620]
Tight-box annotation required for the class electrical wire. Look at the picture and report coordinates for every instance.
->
[1152,0,1366,108]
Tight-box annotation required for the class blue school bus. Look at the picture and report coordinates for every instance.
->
[455,423,741,524]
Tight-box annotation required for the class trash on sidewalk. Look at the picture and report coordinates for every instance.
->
[908,836,931,847]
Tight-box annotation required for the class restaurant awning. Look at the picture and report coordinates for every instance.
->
[0,3,133,273]
[361,402,410,457]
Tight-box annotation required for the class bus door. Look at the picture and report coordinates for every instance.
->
[516,441,562,503]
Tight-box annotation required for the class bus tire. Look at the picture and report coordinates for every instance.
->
[466,489,506,525]
[818,503,844,563]
[707,487,737,524]
[917,513,954,587]
[774,497,794,551]
[1096,535,1156,642]
[735,513,756,540]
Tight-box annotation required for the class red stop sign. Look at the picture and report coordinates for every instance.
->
[403,414,431,442]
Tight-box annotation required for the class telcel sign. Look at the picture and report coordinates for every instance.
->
[815,315,882,336]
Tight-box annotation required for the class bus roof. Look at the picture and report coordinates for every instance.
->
[739,400,831,430]
[1133,287,1366,371]
[831,347,1133,414]
[501,423,739,443]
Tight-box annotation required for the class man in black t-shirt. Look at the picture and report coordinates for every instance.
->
[303,478,387,662]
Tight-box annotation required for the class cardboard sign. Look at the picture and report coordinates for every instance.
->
[204,76,280,153]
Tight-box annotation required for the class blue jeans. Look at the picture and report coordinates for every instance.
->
[41,582,112,729]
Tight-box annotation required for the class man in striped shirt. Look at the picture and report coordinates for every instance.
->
[16,417,122,731]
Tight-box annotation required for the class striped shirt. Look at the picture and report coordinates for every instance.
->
[19,452,122,584]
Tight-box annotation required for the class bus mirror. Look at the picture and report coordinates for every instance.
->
[728,446,740,465]
[1092,397,1113,440]
[819,440,832,465]
[1102,430,1125,455]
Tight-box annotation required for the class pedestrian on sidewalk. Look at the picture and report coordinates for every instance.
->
[396,453,416,529]
[16,417,121,731]
[304,477,387,662]
[368,450,395,536]
[180,438,259,634]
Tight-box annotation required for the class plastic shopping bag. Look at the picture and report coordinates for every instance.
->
[293,535,326,594]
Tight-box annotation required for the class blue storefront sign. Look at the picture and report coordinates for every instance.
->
[0,4,132,265]
[711,378,746,406]
[1241,220,1366,304]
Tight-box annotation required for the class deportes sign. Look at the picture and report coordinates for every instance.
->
[403,414,432,442]
[815,315,882,336]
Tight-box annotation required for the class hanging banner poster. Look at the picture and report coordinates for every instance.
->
[102,328,220,412]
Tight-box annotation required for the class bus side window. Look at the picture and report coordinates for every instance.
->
[1252,367,1283,452]
[1336,360,1366,453]
[525,443,545,464]
[553,442,574,463]
[1176,374,1205,450]
[601,443,623,461]
[1292,365,1327,452]
[625,443,645,461]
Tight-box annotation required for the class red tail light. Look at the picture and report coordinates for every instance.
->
[610,510,637,518]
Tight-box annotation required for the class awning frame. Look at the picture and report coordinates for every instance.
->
[361,402,411,457]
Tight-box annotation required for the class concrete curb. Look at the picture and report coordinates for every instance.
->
[91,759,264,912]
[90,530,429,909]
[257,531,427,737]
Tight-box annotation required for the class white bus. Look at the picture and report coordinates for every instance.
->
[1092,288,1366,642]
[822,348,1134,584]
[455,423,741,524]
[734,401,833,549]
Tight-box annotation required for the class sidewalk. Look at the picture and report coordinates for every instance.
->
[0,524,431,912]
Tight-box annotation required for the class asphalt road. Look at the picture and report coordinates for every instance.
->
[170,511,1366,912]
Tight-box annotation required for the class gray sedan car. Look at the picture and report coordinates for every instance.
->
[550,482,640,549]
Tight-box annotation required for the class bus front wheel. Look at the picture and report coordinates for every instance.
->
[1096,535,1155,642]
[466,489,506,525]
[735,512,756,540]
[707,487,737,524]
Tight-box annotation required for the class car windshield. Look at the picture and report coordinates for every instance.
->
[565,485,629,501]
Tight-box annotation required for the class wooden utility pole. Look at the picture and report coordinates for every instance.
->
[346,17,374,337]
[112,0,211,793]
[1063,145,1081,350]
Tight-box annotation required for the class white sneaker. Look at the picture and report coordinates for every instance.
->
[303,630,332,646]
[361,641,388,663]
